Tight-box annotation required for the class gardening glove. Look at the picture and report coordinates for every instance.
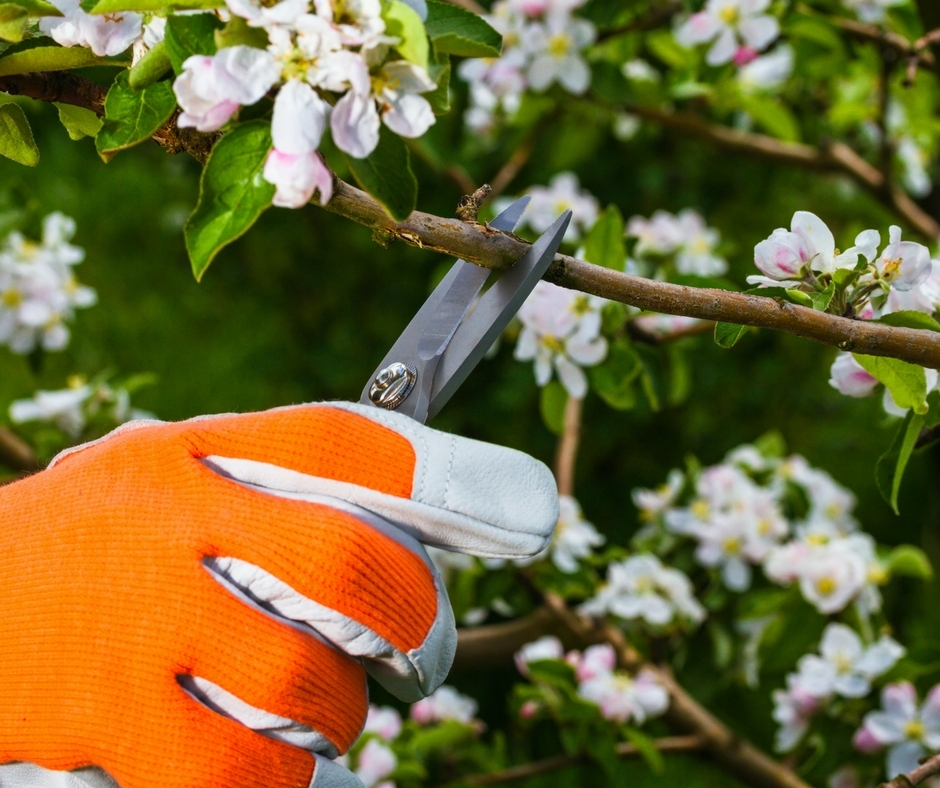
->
[0,402,558,788]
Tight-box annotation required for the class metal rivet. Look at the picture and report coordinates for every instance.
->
[368,362,417,409]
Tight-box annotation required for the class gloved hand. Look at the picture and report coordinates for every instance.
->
[0,402,558,788]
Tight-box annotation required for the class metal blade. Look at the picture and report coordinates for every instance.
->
[426,209,572,420]
[359,195,533,417]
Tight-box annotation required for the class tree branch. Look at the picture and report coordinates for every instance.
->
[554,395,582,498]
[0,426,40,473]
[882,752,940,788]
[323,177,940,369]
[460,735,705,785]
[622,104,940,240]
[453,607,569,670]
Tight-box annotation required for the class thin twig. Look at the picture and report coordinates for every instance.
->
[0,426,40,473]
[554,395,582,497]
[487,132,538,201]
[622,104,940,240]
[453,607,568,670]
[460,735,705,785]
[881,751,940,788]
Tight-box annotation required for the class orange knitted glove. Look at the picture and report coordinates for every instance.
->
[0,403,558,788]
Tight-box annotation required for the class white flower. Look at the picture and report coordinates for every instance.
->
[829,352,879,398]
[578,667,669,724]
[737,44,793,91]
[514,281,607,398]
[523,12,595,94]
[632,314,703,338]
[772,673,820,751]
[875,225,931,292]
[515,635,564,676]
[627,210,683,256]
[674,209,727,276]
[795,624,904,699]
[9,384,92,437]
[175,47,280,132]
[0,212,95,355]
[896,137,932,198]
[569,643,616,682]
[857,682,940,778]
[410,685,478,725]
[40,0,142,56]
[750,212,863,284]
[621,58,660,82]
[314,0,386,49]
[632,469,684,521]
[355,739,397,788]
[363,705,403,741]
[549,495,604,572]
[580,554,705,626]
[842,0,907,24]
[227,0,309,29]
[674,0,779,67]
[882,260,940,316]
[518,172,599,242]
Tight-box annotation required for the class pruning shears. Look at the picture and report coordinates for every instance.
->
[360,198,572,423]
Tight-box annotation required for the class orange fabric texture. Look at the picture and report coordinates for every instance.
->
[0,406,438,788]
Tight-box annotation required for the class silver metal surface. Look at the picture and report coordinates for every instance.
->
[368,362,417,409]
[360,196,571,423]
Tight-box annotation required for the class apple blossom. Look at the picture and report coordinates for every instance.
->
[856,682,940,778]
[874,226,931,291]
[512,172,599,242]
[363,705,403,741]
[547,495,605,572]
[40,0,142,56]
[674,0,780,67]
[829,353,879,398]
[9,385,93,437]
[632,469,685,521]
[626,209,728,276]
[569,643,617,682]
[580,553,706,626]
[522,12,595,95]
[514,281,607,398]
[772,673,821,751]
[354,739,397,788]
[794,624,904,699]
[175,47,280,132]
[842,0,907,24]
[577,667,669,724]
[515,635,564,676]
[896,137,932,198]
[737,45,794,91]
[410,685,478,725]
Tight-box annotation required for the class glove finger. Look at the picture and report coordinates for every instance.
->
[188,403,559,559]
[197,477,454,701]
[186,571,368,755]
[310,755,366,788]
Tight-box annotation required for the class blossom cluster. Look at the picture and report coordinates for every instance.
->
[772,623,904,752]
[457,0,595,133]
[526,494,605,573]
[634,445,887,615]
[673,0,779,67]
[9,376,151,437]
[579,553,706,627]
[171,0,437,208]
[514,281,608,399]
[0,213,96,355]
[516,637,669,725]
[751,212,940,416]
[507,172,599,243]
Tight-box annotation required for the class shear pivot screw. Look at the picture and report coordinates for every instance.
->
[369,362,417,409]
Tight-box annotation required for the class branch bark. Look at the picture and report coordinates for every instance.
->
[554,396,582,498]
[324,177,940,369]
[882,751,940,788]
[0,426,40,473]
[460,735,705,785]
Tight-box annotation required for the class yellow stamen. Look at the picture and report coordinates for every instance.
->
[547,33,571,58]
[2,289,21,308]
[905,720,925,741]
[815,576,836,596]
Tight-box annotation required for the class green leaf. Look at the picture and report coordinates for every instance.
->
[89,0,220,11]
[739,94,801,142]
[343,126,416,221]
[127,40,172,90]
[213,15,269,50]
[0,102,37,165]
[0,45,117,76]
[714,321,748,348]
[785,288,813,308]
[623,728,665,774]
[383,0,428,70]
[539,380,567,435]
[886,545,933,579]
[582,204,625,270]
[425,0,501,57]
[55,102,102,140]
[0,5,28,43]
[833,267,860,289]
[424,44,450,115]
[165,13,221,74]
[11,0,61,13]
[875,410,925,514]
[875,311,940,332]
[588,339,640,410]
[184,120,274,280]
[811,282,835,312]
[96,71,177,161]
[853,354,928,415]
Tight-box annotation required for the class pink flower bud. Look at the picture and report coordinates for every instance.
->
[852,725,882,753]
[519,700,540,719]
[828,353,878,398]
[734,46,759,66]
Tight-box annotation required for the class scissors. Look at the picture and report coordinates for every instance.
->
[359,199,572,423]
